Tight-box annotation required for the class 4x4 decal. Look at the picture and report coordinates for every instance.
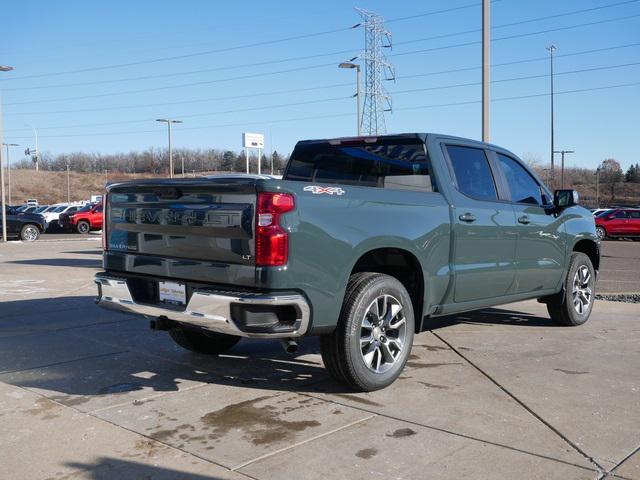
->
[303,185,345,196]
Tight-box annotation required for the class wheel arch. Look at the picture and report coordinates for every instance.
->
[572,239,600,272]
[350,247,425,333]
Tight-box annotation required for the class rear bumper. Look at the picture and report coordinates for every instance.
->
[94,272,310,338]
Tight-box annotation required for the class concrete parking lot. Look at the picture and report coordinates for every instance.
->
[0,239,638,479]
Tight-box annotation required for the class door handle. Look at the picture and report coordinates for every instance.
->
[518,215,531,225]
[459,212,476,223]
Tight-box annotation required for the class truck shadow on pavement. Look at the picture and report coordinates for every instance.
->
[0,296,553,400]
[7,258,102,268]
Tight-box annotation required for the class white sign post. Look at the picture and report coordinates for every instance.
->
[242,132,265,175]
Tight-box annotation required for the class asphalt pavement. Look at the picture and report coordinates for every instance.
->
[0,239,638,480]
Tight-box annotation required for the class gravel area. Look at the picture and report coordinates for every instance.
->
[596,293,640,303]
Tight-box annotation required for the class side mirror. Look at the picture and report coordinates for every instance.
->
[553,189,579,208]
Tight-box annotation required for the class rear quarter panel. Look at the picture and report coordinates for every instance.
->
[256,179,451,332]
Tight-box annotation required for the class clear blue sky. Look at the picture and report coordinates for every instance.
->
[1,0,639,170]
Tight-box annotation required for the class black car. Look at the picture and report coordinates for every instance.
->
[1,208,46,241]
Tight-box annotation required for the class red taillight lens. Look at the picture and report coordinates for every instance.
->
[256,192,295,267]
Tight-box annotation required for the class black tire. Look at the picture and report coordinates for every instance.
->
[169,326,241,354]
[20,224,40,242]
[76,220,90,234]
[320,273,414,392]
[547,252,596,326]
[595,226,606,241]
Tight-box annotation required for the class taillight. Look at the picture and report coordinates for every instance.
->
[256,192,295,266]
[102,194,108,251]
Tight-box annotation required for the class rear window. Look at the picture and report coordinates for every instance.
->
[285,140,436,192]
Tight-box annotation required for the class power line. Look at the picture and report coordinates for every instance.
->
[5,0,636,93]
[6,42,638,117]
[395,0,640,46]
[7,59,637,133]
[6,12,639,108]
[5,81,639,141]
[0,26,359,82]
[391,13,640,59]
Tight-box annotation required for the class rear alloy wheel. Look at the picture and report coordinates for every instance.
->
[20,224,40,242]
[169,326,241,354]
[320,273,414,391]
[547,252,595,326]
[76,220,90,234]
[595,226,606,240]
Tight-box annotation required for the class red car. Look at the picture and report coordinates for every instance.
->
[60,203,104,234]
[595,208,640,241]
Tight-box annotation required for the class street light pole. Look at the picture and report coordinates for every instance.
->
[338,62,362,136]
[553,150,574,189]
[2,142,18,205]
[482,0,490,142]
[1,65,15,243]
[25,124,39,172]
[66,163,71,203]
[156,119,183,178]
[547,45,556,190]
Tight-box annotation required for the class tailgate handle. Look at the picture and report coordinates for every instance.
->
[154,187,182,199]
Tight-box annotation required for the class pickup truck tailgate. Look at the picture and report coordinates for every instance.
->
[104,177,257,286]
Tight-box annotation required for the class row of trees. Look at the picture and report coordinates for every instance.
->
[13,148,289,176]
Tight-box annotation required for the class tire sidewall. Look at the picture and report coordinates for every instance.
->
[77,221,90,234]
[344,276,414,389]
[21,225,39,242]
[564,253,596,325]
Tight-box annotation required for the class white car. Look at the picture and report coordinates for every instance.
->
[43,204,81,229]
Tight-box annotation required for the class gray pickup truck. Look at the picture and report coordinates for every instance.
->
[95,133,599,391]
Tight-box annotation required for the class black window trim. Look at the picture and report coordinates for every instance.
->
[441,142,508,203]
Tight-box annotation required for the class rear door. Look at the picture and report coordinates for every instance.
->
[443,144,517,303]
[492,152,565,294]
[606,210,629,235]
[627,210,640,235]
[91,204,103,228]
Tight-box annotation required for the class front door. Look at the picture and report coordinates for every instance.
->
[493,153,565,294]
[444,144,517,303]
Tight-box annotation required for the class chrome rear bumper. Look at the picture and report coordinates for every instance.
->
[94,273,310,338]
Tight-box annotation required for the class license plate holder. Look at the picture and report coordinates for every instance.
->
[159,281,186,306]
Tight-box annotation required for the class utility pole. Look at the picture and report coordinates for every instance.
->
[553,150,574,188]
[66,163,71,202]
[3,142,18,205]
[547,45,557,190]
[156,119,183,178]
[482,0,490,142]
[339,62,362,136]
[595,167,601,208]
[356,8,395,135]
[1,65,15,243]
[25,125,39,172]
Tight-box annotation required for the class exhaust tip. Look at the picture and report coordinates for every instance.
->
[280,338,298,355]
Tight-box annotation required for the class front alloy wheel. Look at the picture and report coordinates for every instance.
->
[572,265,593,315]
[595,226,606,240]
[20,225,40,242]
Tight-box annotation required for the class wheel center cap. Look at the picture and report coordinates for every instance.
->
[373,327,382,340]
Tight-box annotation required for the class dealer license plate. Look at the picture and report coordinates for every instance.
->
[159,281,186,306]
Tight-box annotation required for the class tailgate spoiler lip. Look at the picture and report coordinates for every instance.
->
[106,175,274,192]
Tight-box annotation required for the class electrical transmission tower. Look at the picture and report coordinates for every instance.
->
[355,8,395,135]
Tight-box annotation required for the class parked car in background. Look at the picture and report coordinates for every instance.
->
[595,208,640,240]
[43,204,83,230]
[1,207,46,241]
[16,205,38,214]
[25,199,39,207]
[60,203,103,233]
[591,208,610,216]
[33,205,50,214]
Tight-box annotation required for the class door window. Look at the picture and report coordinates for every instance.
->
[496,154,543,205]
[627,211,639,219]
[446,145,497,201]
